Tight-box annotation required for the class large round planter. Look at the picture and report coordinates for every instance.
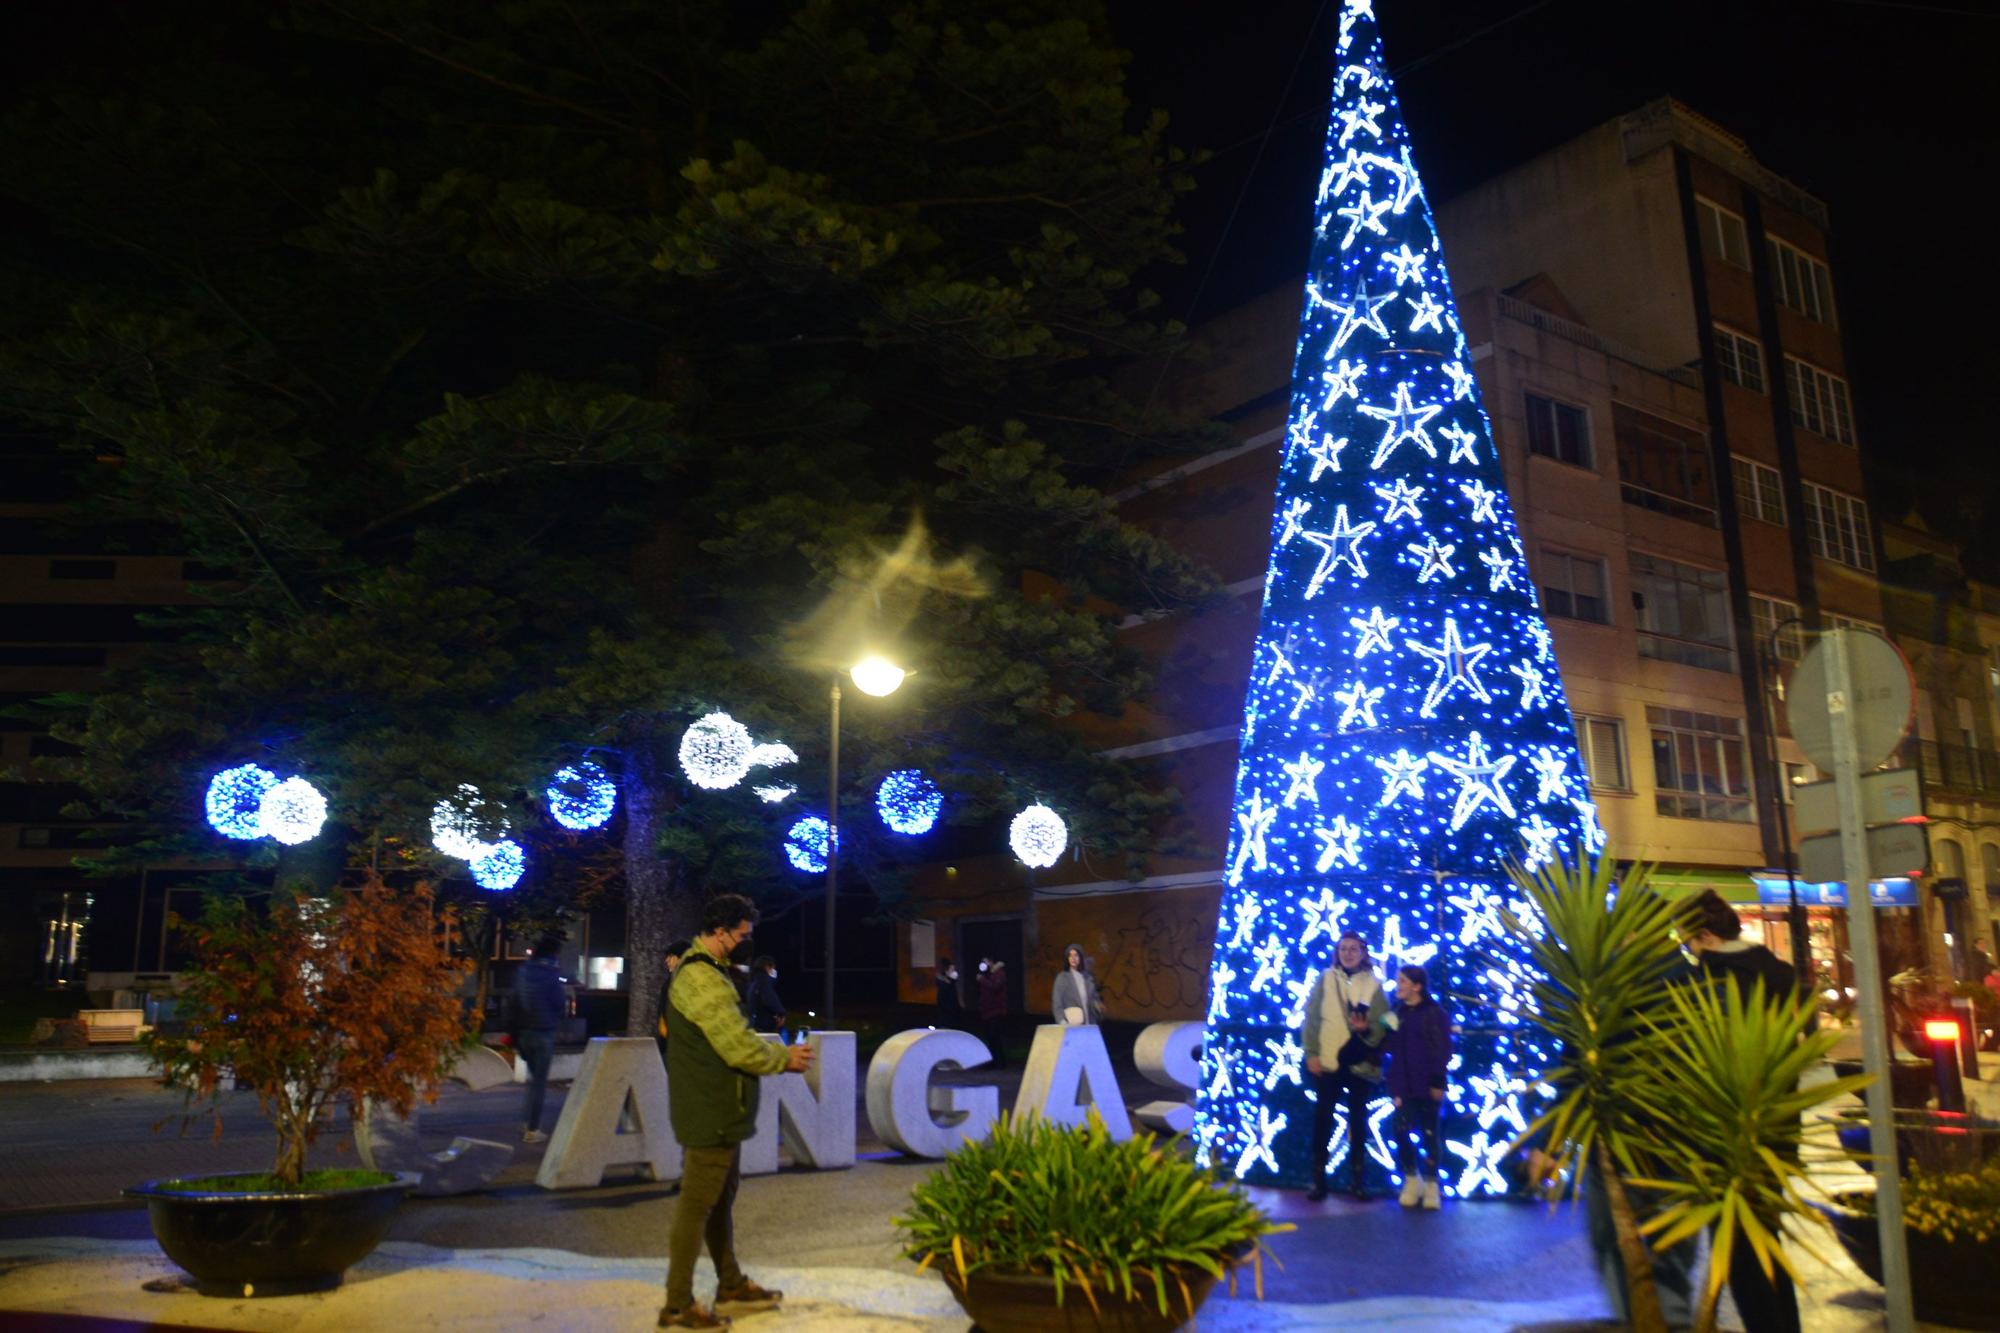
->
[941,1264,1223,1333]
[1820,1193,2000,1331]
[125,1172,415,1296]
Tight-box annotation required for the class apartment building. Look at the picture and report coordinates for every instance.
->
[897,98,1935,1019]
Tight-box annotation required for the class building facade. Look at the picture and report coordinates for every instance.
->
[898,98,1951,1019]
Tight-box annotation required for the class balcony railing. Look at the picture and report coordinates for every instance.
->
[1905,739,2000,799]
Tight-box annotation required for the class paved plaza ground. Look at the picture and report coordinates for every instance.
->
[0,1046,1978,1331]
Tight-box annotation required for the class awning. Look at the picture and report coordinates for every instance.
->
[1639,868,1759,905]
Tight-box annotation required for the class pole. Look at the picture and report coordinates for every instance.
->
[1767,618,1811,970]
[1827,629,1914,1332]
[823,680,840,1026]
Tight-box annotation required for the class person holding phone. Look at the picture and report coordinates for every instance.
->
[1300,932,1389,1201]
[1050,943,1103,1026]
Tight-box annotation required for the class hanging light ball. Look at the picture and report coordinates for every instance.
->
[876,769,943,836]
[470,838,526,891]
[747,742,798,770]
[546,761,617,831]
[679,711,754,790]
[205,764,279,840]
[257,776,328,846]
[1009,803,1067,868]
[431,784,504,860]
[784,815,836,873]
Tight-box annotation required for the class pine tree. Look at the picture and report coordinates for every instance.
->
[1193,0,1605,1194]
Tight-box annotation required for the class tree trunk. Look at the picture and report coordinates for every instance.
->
[1597,1140,1668,1333]
[622,746,692,1037]
[471,916,494,1029]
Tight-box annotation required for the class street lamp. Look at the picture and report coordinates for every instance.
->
[824,655,906,1024]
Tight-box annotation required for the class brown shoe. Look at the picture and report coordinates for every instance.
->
[714,1277,783,1313]
[657,1303,730,1329]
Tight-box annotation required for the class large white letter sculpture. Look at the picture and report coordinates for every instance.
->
[865,1029,998,1157]
[1131,1021,1203,1134]
[537,1037,680,1189]
[1015,1024,1133,1139]
[741,1033,855,1176]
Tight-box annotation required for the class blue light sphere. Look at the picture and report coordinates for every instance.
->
[876,769,943,836]
[257,776,328,846]
[470,838,526,890]
[205,764,279,840]
[784,815,835,873]
[547,761,616,831]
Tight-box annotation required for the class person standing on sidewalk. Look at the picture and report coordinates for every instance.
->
[746,956,786,1035]
[659,894,812,1330]
[1050,944,1103,1025]
[976,959,1011,1068]
[1382,964,1451,1209]
[935,957,964,1026]
[513,933,567,1145]
[1300,932,1389,1201]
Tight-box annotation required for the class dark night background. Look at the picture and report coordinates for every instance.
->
[5,0,1993,563]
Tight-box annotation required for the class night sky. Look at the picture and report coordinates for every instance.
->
[1106,0,1995,563]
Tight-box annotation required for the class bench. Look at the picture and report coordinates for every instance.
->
[76,1009,147,1044]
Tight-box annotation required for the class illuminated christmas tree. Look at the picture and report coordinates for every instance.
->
[1193,0,1605,1195]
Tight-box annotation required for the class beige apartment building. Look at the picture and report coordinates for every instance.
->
[898,98,1953,1020]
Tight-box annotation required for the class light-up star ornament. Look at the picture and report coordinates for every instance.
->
[1407,617,1492,716]
[1373,479,1424,524]
[1281,751,1326,808]
[1429,731,1519,831]
[1359,381,1443,469]
[1300,506,1377,597]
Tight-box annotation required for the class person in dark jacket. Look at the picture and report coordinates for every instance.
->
[512,934,568,1144]
[975,959,1010,1069]
[1382,964,1452,1209]
[1681,888,1805,1333]
[1050,944,1104,1025]
[934,957,964,1026]
[746,955,786,1034]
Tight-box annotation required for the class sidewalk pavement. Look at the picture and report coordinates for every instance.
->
[0,1061,1954,1331]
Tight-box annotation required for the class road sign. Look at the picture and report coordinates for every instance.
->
[1800,821,1930,884]
[1792,768,1924,834]
[1787,629,1915,772]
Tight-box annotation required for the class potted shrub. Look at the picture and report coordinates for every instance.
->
[895,1111,1287,1332]
[1823,1163,2000,1330]
[130,876,471,1295]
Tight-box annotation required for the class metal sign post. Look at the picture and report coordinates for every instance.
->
[1823,629,1914,1332]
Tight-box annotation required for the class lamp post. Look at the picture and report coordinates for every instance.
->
[825,655,905,1024]
[1765,616,1812,972]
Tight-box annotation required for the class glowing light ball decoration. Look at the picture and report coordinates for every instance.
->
[432,784,502,859]
[256,776,328,846]
[877,770,943,836]
[205,764,279,840]
[1194,0,1602,1197]
[784,815,835,873]
[546,761,616,831]
[470,838,526,891]
[680,712,754,790]
[1009,804,1067,869]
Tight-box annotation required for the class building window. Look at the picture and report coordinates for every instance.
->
[1802,483,1874,571]
[1712,325,1765,392]
[1937,837,1968,882]
[1780,760,1818,802]
[1524,392,1591,468]
[1981,842,2000,888]
[1750,594,1804,662]
[1572,713,1629,789]
[1784,356,1857,445]
[1697,197,1751,269]
[1631,551,1735,671]
[1614,405,1714,526]
[1825,612,1883,638]
[1767,234,1837,325]
[1539,549,1610,624]
[1648,705,1754,822]
[1730,456,1785,526]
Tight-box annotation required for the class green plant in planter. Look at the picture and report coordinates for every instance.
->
[1872,1161,2000,1245]
[895,1111,1288,1318]
[146,876,473,1190]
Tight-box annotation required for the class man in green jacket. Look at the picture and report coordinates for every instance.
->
[659,893,812,1330]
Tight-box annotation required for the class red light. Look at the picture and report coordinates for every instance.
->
[1924,1019,1961,1042]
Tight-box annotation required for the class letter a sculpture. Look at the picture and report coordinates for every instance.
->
[1194,0,1605,1196]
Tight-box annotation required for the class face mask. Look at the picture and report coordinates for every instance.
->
[978,962,988,972]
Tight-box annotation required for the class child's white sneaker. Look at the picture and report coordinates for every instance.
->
[1398,1175,1423,1207]
[1421,1179,1441,1210]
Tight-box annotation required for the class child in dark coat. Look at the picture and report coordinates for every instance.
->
[1383,964,1452,1209]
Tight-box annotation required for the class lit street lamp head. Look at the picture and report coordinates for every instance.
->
[849,655,907,697]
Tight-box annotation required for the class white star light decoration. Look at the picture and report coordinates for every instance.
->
[1446,882,1511,946]
[1465,1063,1530,1135]
[1207,963,1237,1023]
[1300,505,1377,597]
[1443,361,1475,400]
[1407,534,1458,583]
[1520,814,1561,871]
[1281,751,1326,808]
[1375,749,1429,806]
[1460,480,1498,524]
[1479,548,1517,592]
[1511,660,1549,710]
[1326,283,1396,356]
[1373,478,1424,523]
[1226,897,1262,950]
[1300,886,1353,943]
[1322,358,1365,407]
[1448,1131,1513,1197]
[1263,1034,1306,1090]
[1382,242,1428,285]
[1360,381,1443,469]
[1351,606,1399,658]
[1230,792,1277,884]
[1378,914,1438,971]
[1314,819,1363,874]
[1439,422,1479,464]
[1278,497,1311,546]
[1236,1107,1287,1178]
[1335,191,1392,248]
[1430,731,1519,831]
[1250,935,1289,993]
[1529,748,1569,802]
[1306,434,1348,482]
[1334,680,1384,731]
[1407,617,1493,716]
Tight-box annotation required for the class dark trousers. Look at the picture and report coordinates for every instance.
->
[1394,1095,1442,1180]
[666,1144,744,1308]
[518,1028,555,1132]
[1308,1066,1374,1187]
[982,1015,1008,1068]
[1725,1226,1800,1333]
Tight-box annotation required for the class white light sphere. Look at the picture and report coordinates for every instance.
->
[849,656,906,698]
[257,776,328,846]
[679,711,754,790]
[205,764,279,840]
[470,838,526,891]
[747,742,798,770]
[1009,803,1067,868]
[432,784,505,860]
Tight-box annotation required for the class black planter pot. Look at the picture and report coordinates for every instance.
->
[941,1265,1224,1333]
[1820,1194,2000,1331]
[125,1173,415,1296]
[1833,1108,2000,1175]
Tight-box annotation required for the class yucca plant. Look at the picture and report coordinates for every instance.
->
[1631,978,1868,1333]
[894,1110,1289,1320]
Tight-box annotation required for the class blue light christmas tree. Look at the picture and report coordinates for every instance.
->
[1193,0,1605,1195]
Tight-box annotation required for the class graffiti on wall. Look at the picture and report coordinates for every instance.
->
[1092,899,1216,1020]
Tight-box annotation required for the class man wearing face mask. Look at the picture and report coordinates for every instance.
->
[935,958,964,1026]
[746,956,785,1035]
[976,958,1010,1069]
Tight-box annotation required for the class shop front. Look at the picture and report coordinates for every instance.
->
[1744,873,1928,995]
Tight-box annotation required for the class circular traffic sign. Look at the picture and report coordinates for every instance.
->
[1786,627,1915,772]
